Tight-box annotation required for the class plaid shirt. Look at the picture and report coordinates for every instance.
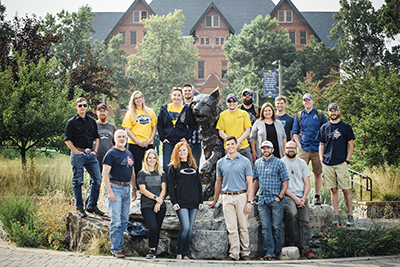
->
[253,156,289,205]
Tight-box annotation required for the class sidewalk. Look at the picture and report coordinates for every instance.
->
[1,239,399,267]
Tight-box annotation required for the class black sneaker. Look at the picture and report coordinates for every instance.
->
[86,206,105,216]
[146,250,156,259]
[313,196,321,205]
[347,215,355,227]
[77,208,87,218]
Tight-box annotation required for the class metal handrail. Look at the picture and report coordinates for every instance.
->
[348,168,373,201]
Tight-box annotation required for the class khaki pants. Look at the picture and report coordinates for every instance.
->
[222,193,250,260]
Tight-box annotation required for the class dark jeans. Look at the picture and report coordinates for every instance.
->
[189,142,202,168]
[176,208,198,256]
[128,143,154,177]
[162,142,176,175]
[141,207,166,250]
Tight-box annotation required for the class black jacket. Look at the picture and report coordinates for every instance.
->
[157,104,196,143]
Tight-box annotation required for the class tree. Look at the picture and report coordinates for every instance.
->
[222,15,298,102]
[126,10,199,112]
[378,0,400,39]
[0,52,72,166]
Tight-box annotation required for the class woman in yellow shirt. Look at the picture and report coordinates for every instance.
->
[122,91,157,176]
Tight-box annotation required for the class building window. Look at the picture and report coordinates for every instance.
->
[205,38,209,44]
[130,31,137,45]
[221,38,224,44]
[300,31,307,44]
[133,10,147,22]
[120,32,125,44]
[289,31,295,44]
[216,38,219,45]
[198,61,204,79]
[206,15,220,27]
[278,10,293,22]
[286,11,292,22]
[221,61,228,78]
[201,38,204,45]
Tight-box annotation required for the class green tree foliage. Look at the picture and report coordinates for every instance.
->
[378,0,400,39]
[222,15,298,102]
[0,52,72,166]
[126,10,199,112]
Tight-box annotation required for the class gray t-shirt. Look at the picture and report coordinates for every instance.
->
[97,122,116,162]
[137,170,167,209]
[281,157,311,198]
[217,153,253,192]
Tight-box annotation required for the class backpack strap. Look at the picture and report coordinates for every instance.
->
[297,111,302,132]
[317,109,323,126]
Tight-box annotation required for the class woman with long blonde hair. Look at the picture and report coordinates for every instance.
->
[167,142,203,260]
[137,149,167,259]
[122,91,157,177]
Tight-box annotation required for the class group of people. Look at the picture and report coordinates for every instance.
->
[63,86,355,260]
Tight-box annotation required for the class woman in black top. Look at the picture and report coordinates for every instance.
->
[137,149,167,259]
[168,141,203,260]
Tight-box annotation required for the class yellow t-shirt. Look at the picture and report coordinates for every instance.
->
[216,109,251,149]
[167,103,184,125]
[122,109,157,144]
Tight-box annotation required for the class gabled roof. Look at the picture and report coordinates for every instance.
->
[150,0,276,35]
[302,12,337,48]
[189,2,235,35]
[91,12,124,44]
[104,0,154,43]
[271,0,321,42]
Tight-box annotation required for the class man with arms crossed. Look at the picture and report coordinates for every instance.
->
[253,140,289,260]
[207,136,254,261]
[282,141,315,259]
[292,93,327,205]
[317,103,355,226]
[64,97,103,218]
[102,129,137,258]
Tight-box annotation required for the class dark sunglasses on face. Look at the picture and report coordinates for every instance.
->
[243,93,252,97]
[227,99,237,103]
[78,104,88,108]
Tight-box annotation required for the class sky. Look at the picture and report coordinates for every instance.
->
[2,0,387,20]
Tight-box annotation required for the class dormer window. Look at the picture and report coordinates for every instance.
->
[278,10,293,23]
[133,10,148,22]
[206,15,220,27]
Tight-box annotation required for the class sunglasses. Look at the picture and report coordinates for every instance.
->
[227,99,237,103]
[243,93,252,97]
[78,104,88,108]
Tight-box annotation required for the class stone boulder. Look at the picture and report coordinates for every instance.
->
[280,246,300,260]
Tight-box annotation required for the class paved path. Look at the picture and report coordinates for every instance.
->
[1,239,399,267]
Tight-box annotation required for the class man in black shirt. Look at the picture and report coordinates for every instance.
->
[238,88,261,125]
[64,97,104,218]
[275,96,294,141]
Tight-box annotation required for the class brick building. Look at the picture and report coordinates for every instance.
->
[91,0,336,94]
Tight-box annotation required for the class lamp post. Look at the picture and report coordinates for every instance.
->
[272,59,282,96]
[250,86,258,107]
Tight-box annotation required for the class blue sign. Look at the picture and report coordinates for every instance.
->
[263,70,277,98]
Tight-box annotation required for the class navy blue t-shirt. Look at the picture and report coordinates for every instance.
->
[103,147,134,182]
[316,120,355,166]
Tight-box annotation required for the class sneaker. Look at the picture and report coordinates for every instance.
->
[313,196,321,205]
[86,206,105,216]
[112,252,125,258]
[146,250,156,259]
[263,255,274,261]
[347,215,355,227]
[77,208,87,218]
[223,256,237,261]
[242,255,251,261]
[304,249,315,259]
[332,215,340,225]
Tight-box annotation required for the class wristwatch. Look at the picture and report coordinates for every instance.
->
[153,195,157,199]
[247,200,254,205]
[345,160,350,164]
[278,195,283,201]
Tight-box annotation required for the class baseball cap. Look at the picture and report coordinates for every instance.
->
[226,94,238,102]
[260,140,274,149]
[242,88,252,95]
[303,93,314,101]
[97,103,108,110]
[328,103,339,111]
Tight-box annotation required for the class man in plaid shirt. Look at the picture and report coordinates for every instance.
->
[253,140,289,260]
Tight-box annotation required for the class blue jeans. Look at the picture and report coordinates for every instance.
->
[162,142,176,174]
[189,142,202,168]
[107,183,131,254]
[70,151,102,209]
[176,208,198,256]
[258,198,285,258]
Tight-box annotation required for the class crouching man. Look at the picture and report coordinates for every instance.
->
[102,129,137,258]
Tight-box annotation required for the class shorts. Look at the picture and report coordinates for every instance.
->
[297,148,322,174]
[322,162,350,190]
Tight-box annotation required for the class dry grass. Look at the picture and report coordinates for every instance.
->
[83,231,111,256]
[365,166,400,201]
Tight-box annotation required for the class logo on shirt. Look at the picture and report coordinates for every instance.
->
[180,168,196,175]
[333,129,341,139]
[313,115,319,119]
[121,156,134,167]
[136,114,151,125]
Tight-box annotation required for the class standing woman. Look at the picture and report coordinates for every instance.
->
[168,142,203,260]
[157,88,196,173]
[122,91,157,177]
[250,102,286,161]
[137,149,167,259]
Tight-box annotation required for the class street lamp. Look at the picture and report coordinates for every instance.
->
[272,59,282,96]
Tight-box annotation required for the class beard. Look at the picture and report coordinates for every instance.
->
[243,98,253,105]
[330,114,340,120]
[117,141,127,148]
[285,152,296,158]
